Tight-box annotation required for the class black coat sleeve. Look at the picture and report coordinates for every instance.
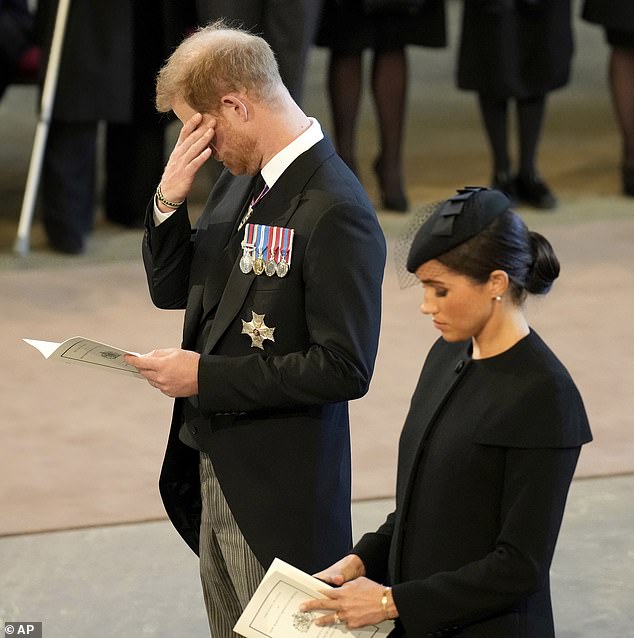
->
[352,511,396,584]
[141,202,193,310]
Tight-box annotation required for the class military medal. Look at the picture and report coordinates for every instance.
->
[253,253,265,275]
[240,250,253,274]
[276,255,289,278]
[241,311,275,349]
[265,260,277,277]
[239,224,256,274]
[265,225,278,277]
[252,224,268,275]
[276,227,294,278]
[242,223,295,278]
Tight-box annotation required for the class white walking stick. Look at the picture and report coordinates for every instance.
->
[14,0,71,255]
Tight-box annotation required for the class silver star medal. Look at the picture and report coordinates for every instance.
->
[241,311,275,349]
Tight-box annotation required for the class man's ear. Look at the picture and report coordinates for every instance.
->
[221,94,249,121]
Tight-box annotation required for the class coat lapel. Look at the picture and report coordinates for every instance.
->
[398,343,471,492]
[185,173,255,335]
[389,341,471,581]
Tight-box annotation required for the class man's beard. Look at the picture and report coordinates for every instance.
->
[216,120,259,176]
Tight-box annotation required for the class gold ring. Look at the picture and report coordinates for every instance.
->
[334,612,341,624]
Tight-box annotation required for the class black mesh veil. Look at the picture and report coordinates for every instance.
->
[393,200,443,289]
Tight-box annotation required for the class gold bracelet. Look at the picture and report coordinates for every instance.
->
[381,586,392,620]
[156,183,184,209]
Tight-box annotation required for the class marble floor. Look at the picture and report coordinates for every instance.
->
[1,474,633,638]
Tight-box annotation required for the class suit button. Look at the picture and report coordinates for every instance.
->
[454,360,465,373]
[191,426,198,435]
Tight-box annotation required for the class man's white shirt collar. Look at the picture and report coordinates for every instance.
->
[260,117,324,189]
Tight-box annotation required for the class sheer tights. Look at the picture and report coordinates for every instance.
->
[609,46,634,170]
[328,47,408,209]
[477,94,546,181]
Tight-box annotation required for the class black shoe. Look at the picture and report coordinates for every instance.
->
[381,193,409,213]
[373,157,409,212]
[514,173,558,210]
[47,234,85,255]
[622,165,634,197]
[491,171,518,204]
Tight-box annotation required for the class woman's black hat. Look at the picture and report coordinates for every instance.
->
[406,187,511,273]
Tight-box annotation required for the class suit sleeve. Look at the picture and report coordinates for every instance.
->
[391,445,581,635]
[141,201,193,310]
[197,201,386,414]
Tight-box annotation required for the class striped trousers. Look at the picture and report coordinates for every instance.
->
[199,452,266,638]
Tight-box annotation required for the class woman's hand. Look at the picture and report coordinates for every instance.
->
[300,576,396,629]
[312,553,366,587]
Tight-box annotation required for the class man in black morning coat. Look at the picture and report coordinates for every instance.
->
[126,22,386,637]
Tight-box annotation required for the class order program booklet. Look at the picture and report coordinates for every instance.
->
[24,336,142,378]
[234,558,393,638]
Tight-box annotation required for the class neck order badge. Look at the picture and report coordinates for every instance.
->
[238,179,270,232]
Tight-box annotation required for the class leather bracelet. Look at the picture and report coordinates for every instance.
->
[156,183,184,209]
[381,586,392,620]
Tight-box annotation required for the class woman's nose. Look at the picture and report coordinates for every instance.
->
[421,291,436,315]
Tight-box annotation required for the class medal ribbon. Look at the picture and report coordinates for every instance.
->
[243,224,295,275]
[251,182,269,208]
[256,224,268,259]
[266,225,277,262]
[279,228,288,263]
[285,228,295,266]
[248,223,255,246]
[242,222,256,249]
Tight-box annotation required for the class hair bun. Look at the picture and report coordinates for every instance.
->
[527,231,560,295]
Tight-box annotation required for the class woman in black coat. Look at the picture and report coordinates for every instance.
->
[301,186,592,637]
[582,0,634,196]
[316,0,446,212]
[457,1,573,210]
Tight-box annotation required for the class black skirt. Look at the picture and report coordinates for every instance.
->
[316,0,447,52]
[582,0,634,33]
[457,0,573,99]
[582,0,634,48]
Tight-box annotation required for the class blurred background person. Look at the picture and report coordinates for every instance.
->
[316,0,447,212]
[35,0,195,254]
[193,0,324,104]
[0,0,34,99]
[582,0,634,197]
[457,0,573,210]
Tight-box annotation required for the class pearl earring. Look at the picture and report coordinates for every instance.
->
[495,296,502,301]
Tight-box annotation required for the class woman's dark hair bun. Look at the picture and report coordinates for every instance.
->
[526,231,560,295]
